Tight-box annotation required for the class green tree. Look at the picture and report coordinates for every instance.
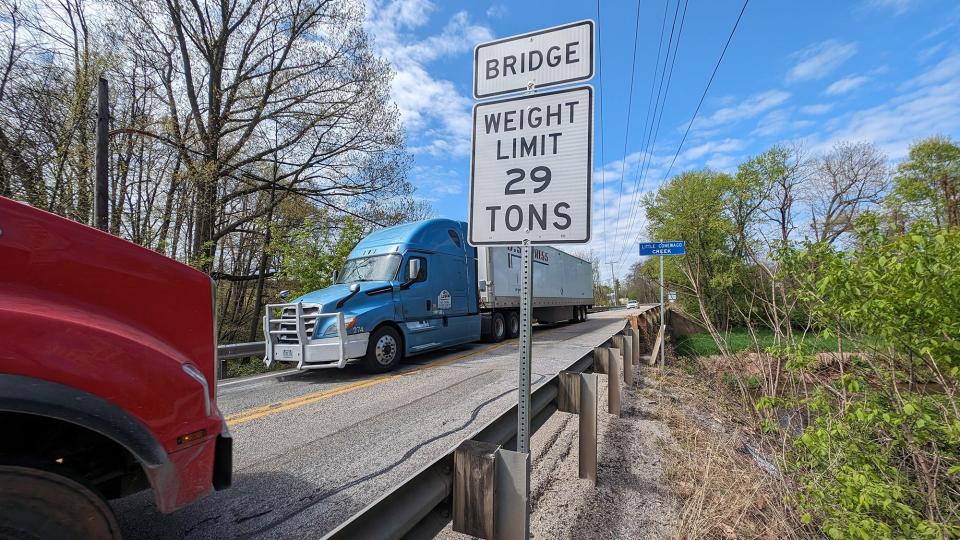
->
[889,136,960,228]
[275,217,364,298]
[643,170,743,354]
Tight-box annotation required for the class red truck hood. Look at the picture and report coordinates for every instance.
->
[0,197,217,387]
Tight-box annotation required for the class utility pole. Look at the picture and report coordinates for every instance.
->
[94,77,109,231]
[608,260,619,306]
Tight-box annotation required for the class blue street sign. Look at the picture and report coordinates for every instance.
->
[639,241,686,256]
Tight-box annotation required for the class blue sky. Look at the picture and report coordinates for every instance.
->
[364,0,960,282]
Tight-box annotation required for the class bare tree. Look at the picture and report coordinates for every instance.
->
[806,141,888,245]
[0,0,428,347]
[111,0,409,269]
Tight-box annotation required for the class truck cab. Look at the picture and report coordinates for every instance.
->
[0,197,231,538]
[264,219,481,372]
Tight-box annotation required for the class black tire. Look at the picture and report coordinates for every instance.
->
[0,464,120,540]
[490,312,506,342]
[581,306,589,321]
[362,326,403,373]
[505,311,520,338]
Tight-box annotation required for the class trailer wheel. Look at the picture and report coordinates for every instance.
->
[490,312,506,342]
[0,464,121,540]
[362,326,402,373]
[506,311,520,338]
[581,306,589,321]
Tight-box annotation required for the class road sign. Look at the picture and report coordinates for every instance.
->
[470,22,594,539]
[468,85,593,246]
[474,20,594,99]
[639,240,687,368]
[639,241,686,256]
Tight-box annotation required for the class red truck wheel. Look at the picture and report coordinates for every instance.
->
[0,465,120,540]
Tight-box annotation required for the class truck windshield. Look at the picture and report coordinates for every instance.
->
[337,254,402,283]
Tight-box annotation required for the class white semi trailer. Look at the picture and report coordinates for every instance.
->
[478,245,593,340]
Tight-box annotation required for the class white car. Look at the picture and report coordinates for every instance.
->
[626,300,639,309]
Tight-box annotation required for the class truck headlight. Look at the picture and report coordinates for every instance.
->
[322,316,357,336]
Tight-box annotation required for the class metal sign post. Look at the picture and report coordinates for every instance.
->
[659,254,664,366]
[470,21,594,540]
[516,239,534,538]
[639,241,686,368]
[518,239,533,455]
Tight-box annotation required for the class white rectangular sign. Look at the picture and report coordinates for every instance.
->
[469,85,593,246]
[474,20,594,99]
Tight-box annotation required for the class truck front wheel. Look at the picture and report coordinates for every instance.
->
[0,464,121,540]
[362,326,403,373]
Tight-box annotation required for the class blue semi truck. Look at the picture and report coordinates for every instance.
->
[264,218,594,372]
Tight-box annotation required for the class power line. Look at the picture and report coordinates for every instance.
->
[595,0,609,268]
[611,0,645,247]
[659,0,751,184]
[615,0,690,272]
[623,0,752,261]
[611,0,685,264]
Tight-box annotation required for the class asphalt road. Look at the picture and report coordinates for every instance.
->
[112,308,652,539]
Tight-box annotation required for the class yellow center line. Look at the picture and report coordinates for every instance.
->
[225,340,512,427]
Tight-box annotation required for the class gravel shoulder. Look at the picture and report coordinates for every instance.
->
[439,361,680,540]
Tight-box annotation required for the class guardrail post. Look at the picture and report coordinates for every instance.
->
[630,328,640,364]
[453,440,499,539]
[559,371,598,484]
[579,373,597,483]
[593,346,609,375]
[611,334,633,387]
[558,371,581,414]
[495,449,529,540]
[592,346,620,416]
[622,336,634,388]
[608,348,622,417]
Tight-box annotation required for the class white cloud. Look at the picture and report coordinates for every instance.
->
[681,138,746,161]
[786,40,858,83]
[800,103,833,115]
[825,74,869,95]
[752,109,791,137]
[904,51,960,88]
[409,164,465,200]
[694,90,791,131]
[917,42,946,63]
[809,58,960,159]
[486,4,508,18]
[923,6,960,40]
[864,0,919,15]
[366,0,492,157]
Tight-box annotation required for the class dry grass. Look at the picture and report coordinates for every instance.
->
[651,366,810,540]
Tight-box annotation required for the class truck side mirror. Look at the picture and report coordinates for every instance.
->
[408,258,422,282]
[331,270,339,283]
[279,290,289,301]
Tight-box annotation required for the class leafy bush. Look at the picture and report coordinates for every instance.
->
[774,222,960,539]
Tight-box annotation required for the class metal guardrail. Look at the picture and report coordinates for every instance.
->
[217,341,265,360]
[587,305,623,313]
[321,323,633,540]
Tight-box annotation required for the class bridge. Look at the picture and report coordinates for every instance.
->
[111,306,664,539]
